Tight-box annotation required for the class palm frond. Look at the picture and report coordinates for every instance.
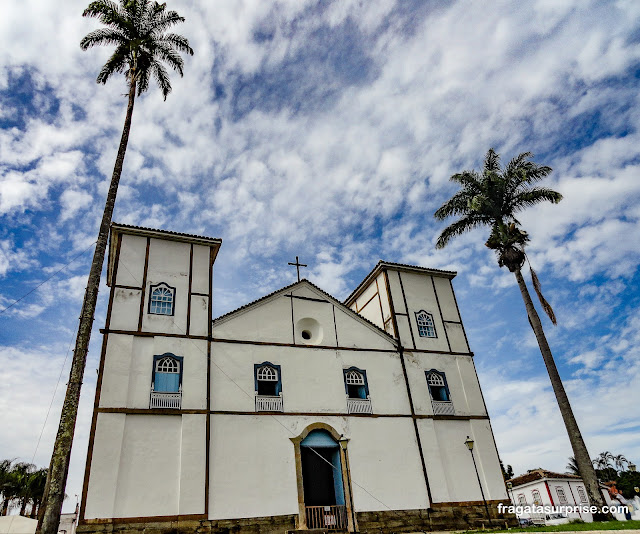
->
[153,42,185,74]
[511,187,563,212]
[82,0,128,29]
[150,61,172,99]
[80,28,127,50]
[529,264,557,325]
[434,190,476,220]
[159,33,194,55]
[435,215,485,249]
[151,11,187,33]
[96,45,128,84]
[449,170,482,188]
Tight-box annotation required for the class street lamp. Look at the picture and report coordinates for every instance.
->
[465,436,492,526]
[338,435,356,532]
[629,463,636,472]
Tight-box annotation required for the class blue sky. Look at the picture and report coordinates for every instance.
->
[1,0,639,513]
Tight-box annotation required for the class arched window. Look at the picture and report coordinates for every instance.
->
[254,363,282,396]
[426,370,450,402]
[149,283,175,315]
[152,354,182,393]
[343,368,368,399]
[415,310,436,338]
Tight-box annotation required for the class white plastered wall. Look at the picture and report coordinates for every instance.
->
[100,334,207,410]
[142,238,190,334]
[213,282,394,351]
[84,413,206,519]
[402,351,486,417]
[210,343,409,415]
[418,418,506,503]
[208,414,428,520]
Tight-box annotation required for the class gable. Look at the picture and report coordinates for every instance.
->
[212,281,396,350]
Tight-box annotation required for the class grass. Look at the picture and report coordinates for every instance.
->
[462,519,640,533]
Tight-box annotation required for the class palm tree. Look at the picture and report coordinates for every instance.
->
[566,456,579,476]
[38,3,193,534]
[613,454,628,473]
[0,459,14,516]
[27,469,48,519]
[434,148,607,515]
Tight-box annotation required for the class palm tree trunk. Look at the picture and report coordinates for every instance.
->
[37,79,137,534]
[513,268,608,518]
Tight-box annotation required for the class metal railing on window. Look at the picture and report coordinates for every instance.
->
[255,395,283,412]
[346,397,372,414]
[150,387,182,409]
[431,400,454,415]
[305,505,347,530]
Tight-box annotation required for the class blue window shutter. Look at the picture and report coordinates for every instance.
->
[155,372,180,392]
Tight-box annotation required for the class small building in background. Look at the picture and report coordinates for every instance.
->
[507,469,620,523]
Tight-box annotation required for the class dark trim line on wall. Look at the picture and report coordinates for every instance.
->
[100,329,208,341]
[191,292,209,297]
[443,320,463,324]
[449,278,471,352]
[137,237,151,331]
[397,271,417,350]
[113,284,142,291]
[205,245,215,516]
[285,294,330,304]
[289,293,295,344]
[94,407,491,420]
[79,232,122,522]
[186,244,193,335]
[430,276,451,352]
[97,329,474,356]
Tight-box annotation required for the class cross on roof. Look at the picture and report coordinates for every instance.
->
[288,256,307,282]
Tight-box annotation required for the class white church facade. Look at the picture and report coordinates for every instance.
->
[77,223,515,534]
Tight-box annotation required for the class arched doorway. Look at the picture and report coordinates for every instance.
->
[291,425,356,531]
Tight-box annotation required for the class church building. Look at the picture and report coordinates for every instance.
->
[77,223,514,534]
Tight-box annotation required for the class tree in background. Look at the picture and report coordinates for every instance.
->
[434,149,606,515]
[38,2,193,534]
[0,461,48,517]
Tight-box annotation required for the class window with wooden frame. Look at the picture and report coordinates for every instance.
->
[577,486,588,504]
[556,487,568,504]
[148,282,176,315]
[254,362,282,396]
[425,370,450,402]
[532,489,543,505]
[150,353,183,409]
[343,368,369,399]
[415,310,436,338]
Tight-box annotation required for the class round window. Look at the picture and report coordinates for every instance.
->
[296,318,323,345]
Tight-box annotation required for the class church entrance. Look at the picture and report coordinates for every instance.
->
[300,430,348,530]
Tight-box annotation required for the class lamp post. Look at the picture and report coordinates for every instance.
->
[465,436,492,526]
[629,463,636,472]
[506,481,514,506]
[339,436,356,532]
